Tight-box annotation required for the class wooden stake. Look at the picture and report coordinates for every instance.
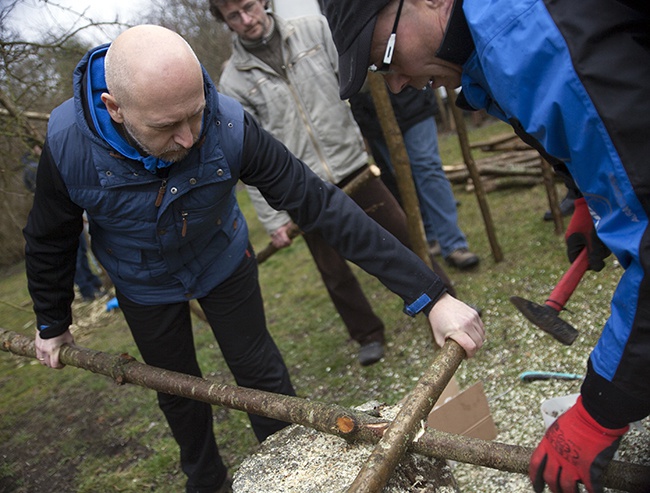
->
[366,73,431,269]
[445,88,503,263]
[347,340,465,493]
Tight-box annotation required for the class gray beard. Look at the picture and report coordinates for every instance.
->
[122,119,189,163]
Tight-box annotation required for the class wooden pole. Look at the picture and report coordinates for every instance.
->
[540,158,564,234]
[368,75,457,291]
[347,341,465,493]
[2,328,648,492]
[366,73,431,269]
[445,88,503,263]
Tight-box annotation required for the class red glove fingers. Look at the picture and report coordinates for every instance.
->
[529,395,628,493]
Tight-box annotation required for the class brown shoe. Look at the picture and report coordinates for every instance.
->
[445,248,479,270]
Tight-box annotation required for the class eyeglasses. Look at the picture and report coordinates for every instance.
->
[368,0,404,74]
[225,1,260,25]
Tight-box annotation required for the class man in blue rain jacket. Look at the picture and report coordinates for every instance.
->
[319,0,649,491]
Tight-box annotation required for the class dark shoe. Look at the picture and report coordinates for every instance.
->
[445,248,480,270]
[216,476,233,493]
[187,476,232,493]
[359,341,384,366]
[543,195,575,221]
[428,240,442,257]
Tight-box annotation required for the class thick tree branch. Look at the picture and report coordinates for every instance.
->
[1,328,648,492]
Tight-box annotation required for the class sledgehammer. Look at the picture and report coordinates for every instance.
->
[510,248,589,345]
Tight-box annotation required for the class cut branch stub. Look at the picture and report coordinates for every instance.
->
[336,415,358,434]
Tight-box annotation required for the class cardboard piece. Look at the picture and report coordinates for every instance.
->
[433,376,460,406]
[427,380,497,441]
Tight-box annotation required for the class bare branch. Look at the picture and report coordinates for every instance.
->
[2,327,649,493]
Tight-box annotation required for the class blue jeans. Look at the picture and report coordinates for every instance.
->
[74,233,102,299]
[369,116,468,258]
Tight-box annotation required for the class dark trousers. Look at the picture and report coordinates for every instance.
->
[116,249,295,493]
[348,173,456,296]
[303,231,385,346]
[304,170,456,347]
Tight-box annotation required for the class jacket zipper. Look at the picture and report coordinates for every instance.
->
[155,179,167,207]
[286,80,335,184]
[181,211,188,237]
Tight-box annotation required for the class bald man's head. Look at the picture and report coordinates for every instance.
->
[104,25,203,109]
[101,25,206,162]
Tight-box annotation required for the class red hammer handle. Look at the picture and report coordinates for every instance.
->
[545,248,589,312]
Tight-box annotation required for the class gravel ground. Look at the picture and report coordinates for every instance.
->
[448,260,650,492]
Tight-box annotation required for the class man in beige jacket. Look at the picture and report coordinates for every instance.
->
[213,0,456,365]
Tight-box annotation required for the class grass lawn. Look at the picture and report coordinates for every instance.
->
[1,118,647,492]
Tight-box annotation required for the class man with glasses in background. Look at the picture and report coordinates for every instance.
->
[212,0,463,366]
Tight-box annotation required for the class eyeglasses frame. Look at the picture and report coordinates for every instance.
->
[368,0,405,74]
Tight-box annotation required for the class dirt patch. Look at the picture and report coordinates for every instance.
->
[0,384,152,493]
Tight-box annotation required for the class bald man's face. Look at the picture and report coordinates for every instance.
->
[109,72,206,163]
[101,26,208,163]
[122,110,202,163]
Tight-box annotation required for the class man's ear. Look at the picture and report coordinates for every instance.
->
[101,92,124,123]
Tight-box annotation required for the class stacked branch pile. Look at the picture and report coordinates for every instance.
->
[444,133,558,193]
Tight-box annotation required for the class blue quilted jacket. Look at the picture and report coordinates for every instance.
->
[24,44,446,343]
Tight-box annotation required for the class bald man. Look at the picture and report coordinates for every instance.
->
[24,25,484,492]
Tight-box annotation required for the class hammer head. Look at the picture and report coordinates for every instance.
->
[510,296,579,345]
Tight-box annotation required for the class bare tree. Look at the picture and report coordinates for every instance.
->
[141,0,233,83]
[0,0,128,267]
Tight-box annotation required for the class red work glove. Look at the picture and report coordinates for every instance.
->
[565,197,610,272]
[529,395,629,493]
